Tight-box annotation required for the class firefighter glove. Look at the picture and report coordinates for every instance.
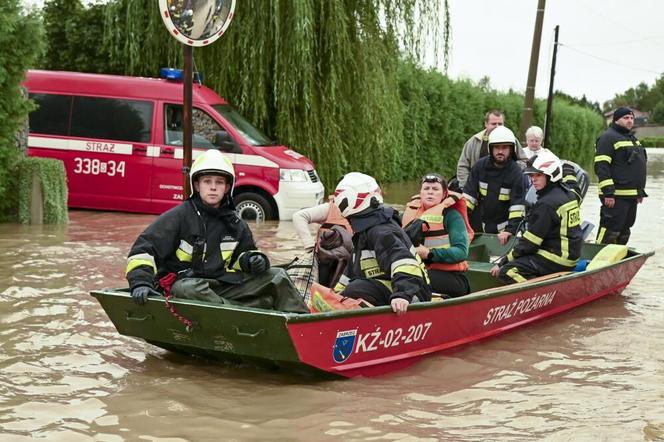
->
[248,254,269,274]
[131,286,160,305]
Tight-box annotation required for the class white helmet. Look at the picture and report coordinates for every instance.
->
[333,172,383,217]
[524,150,563,182]
[488,125,517,146]
[189,149,236,196]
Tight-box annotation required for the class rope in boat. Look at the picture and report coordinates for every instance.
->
[158,272,194,332]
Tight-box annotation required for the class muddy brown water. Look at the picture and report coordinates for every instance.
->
[1,152,663,441]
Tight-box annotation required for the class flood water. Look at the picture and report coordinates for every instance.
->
[1,152,663,441]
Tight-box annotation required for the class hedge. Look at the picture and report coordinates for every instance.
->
[17,157,68,224]
[640,137,664,148]
[0,1,44,222]
[396,62,605,182]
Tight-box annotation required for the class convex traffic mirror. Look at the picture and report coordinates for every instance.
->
[159,0,236,47]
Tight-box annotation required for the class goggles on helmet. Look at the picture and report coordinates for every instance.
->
[421,173,445,185]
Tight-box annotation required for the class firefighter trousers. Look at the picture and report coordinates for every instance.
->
[597,197,637,245]
[428,269,470,298]
[498,254,573,284]
[171,268,309,313]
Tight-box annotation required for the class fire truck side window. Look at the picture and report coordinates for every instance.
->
[70,97,153,143]
[164,104,227,149]
[29,93,71,136]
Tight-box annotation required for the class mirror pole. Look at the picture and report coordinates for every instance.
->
[183,44,194,196]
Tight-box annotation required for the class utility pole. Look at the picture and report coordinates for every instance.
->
[158,0,236,199]
[183,45,193,196]
[521,0,546,140]
[544,25,560,149]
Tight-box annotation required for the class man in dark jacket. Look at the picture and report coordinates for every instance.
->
[332,173,431,316]
[456,110,528,188]
[491,151,583,283]
[463,126,527,245]
[594,107,648,245]
[125,149,308,313]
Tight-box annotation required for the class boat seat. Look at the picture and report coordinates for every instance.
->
[470,271,572,297]
[467,261,495,273]
[467,244,490,262]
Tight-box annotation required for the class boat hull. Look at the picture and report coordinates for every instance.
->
[90,240,651,378]
[286,253,649,377]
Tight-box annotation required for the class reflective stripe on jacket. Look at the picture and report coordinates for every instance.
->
[505,183,582,268]
[462,156,526,234]
[594,123,647,198]
[126,196,258,289]
[334,207,432,303]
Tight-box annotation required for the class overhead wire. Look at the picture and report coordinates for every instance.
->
[564,35,664,48]
[537,1,663,103]
[574,0,657,42]
[557,43,662,75]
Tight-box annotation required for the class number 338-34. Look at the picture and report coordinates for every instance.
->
[73,157,126,177]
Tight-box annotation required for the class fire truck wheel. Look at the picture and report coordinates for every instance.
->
[235,192,274,222]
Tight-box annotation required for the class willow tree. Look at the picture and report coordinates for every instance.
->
[0,1,44,220]
[101,0,450,186]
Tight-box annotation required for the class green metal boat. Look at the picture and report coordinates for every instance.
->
[91,234,652,377]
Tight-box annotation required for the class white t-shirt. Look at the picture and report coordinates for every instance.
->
[525,146,551,159]
[292,203,331,250]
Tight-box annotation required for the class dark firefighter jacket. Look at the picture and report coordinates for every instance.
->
[561,161,584,203]
[502,182,582,268]
[126,195,259,290]
[594,122,647,198]
[463,156,526,234]
[334,207,432,303]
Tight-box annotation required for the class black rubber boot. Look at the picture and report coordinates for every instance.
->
[617,229,631,245]
[597,228,621,245]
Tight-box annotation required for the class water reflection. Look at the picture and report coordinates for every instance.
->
[0,153,663,440]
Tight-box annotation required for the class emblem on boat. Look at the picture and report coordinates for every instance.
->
[333,329,358,363]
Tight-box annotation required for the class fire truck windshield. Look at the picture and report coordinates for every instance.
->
[213,104,274,147]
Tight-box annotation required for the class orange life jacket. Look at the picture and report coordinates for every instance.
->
[315,198,352,249]
[402,191,474,272]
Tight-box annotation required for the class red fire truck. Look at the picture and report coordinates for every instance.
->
[24,69,325,221]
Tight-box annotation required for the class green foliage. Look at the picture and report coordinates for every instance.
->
[84,0,450,187]
[650,101,664,124]
[554,91,601,114]
[604,82,651,112]
[0,0,44,222]
[17,157,68,224]
[639,137,664,148]
[41,0,114,72]
[37,0,601,189]
[603,75,664,113]
[545,99,604,169]
[396,62,605,180]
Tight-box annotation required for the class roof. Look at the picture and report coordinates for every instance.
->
[24,70,226,105]
[603,108,649,118]
[634,125,664,137]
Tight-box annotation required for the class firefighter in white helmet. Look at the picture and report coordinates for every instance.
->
[126,149,308,313]
[490,151,583,283]
[462,125,528,245]
[332,172,431,316]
